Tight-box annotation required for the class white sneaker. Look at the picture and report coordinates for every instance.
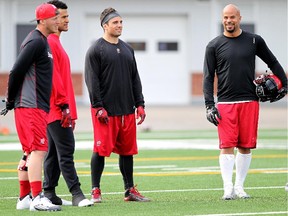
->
[44,191,72,206]
[61,198,72,206]
[16,194,32,210]
[78,198,94,207]
[30,193,61,211]
[234,186,250,199]
[222,186,235,200]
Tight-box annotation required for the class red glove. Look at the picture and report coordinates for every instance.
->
[96,107,109,124]
[136,106,146,125]
[60,104,72,128]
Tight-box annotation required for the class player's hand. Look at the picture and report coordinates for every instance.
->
[1,99,14,116]
[6,101,14,110]
[60,104,72,128]
[0,108,8,116]
[71,120,76,131]
[17,153,29,171]
[96,107,109,124]
[206,105,221,126]
[136,106,146,125]
[270,87,287,103]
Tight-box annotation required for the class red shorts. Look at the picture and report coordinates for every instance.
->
[15,108,48,154]
[91,108,138,157]
[217,101,259,149]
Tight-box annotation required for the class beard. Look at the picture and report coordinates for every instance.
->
[111,31,121,38]
[225,26,236,33]
[226,29,235,33]
[224,22,237,33]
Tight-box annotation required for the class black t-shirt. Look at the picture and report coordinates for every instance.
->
[8,29,53,113]
[85,38,145,116]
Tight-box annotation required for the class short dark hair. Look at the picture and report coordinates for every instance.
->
[100,7,117,25]
[47,0,68,9]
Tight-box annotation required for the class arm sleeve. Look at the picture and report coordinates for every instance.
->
[84,45,103,108]
[131,50,145,108]
[256,36,287,88]
[7,39,43,101]
[49,38,69,107]
[203,44,216,106]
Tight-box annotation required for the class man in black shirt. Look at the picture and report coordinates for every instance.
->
[85,7,150,203]
[203,4,287,200]
[3,3,61,211]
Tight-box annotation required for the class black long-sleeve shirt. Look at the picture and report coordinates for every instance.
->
[84,38,145,116]
[8,29,53,113]
[203,31,287,106]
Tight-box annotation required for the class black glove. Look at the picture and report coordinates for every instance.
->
[0,108,8,116]
[270,87,287,103]
[6,100,14,110]
[206,105,221,126]
[0,99,14,116]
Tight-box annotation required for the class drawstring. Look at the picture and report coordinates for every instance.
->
[121,115,124,126]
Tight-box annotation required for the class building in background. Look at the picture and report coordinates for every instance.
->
[0,0,287,105]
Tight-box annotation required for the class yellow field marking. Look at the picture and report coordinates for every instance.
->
[0,168,286,176]
[0,162,17,165]
[0,154,286,166]
[52,154,288,163]
[0,169,16,172]
[75,168,288,176]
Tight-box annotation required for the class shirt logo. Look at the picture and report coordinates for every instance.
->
[48,51,53,59]
[40,138,45,145]
[96,141,101,146]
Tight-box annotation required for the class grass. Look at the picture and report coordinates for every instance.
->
[0,129,287,215]
[0,128,287,142]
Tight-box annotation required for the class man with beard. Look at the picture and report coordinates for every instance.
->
[43,0,93,207]
[203,4,287,200]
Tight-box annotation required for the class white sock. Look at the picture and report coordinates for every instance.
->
[235,151,252,189]
[219,154,235,188]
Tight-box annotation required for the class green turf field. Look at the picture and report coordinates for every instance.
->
[0,129,287,215]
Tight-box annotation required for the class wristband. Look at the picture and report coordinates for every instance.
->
[21,154,27,161]
[60,104,69,110]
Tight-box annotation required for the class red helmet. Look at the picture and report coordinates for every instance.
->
[254,74,282,102]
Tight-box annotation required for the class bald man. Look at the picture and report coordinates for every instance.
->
[203,4,287,200]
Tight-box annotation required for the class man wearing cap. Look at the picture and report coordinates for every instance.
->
[42,0,93,208]
[2,3,61,211]
[85,7,150,203]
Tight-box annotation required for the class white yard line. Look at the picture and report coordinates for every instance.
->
[0,182,285,216]
[187,211,288,216]
[0,186,284,200]
[0,139,286,151]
